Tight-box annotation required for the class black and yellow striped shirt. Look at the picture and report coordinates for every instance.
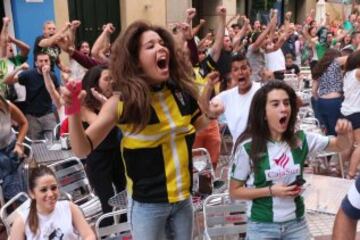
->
[116,83,201,203]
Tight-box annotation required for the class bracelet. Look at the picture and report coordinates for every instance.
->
[85,134,94,152]
[268,185,273,196]
[15,141,23,146]
[204,112,217,120]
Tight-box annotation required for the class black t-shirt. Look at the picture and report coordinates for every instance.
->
[18,68,59,116]
[285,64,300,75]
[33,35,61,71]
[216,50,232,79]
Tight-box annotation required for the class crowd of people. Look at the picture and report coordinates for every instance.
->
[1,2,360,239]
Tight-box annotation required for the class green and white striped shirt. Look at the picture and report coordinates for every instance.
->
[231,131,329,223]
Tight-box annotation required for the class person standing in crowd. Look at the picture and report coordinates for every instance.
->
[69,41,91,80]
[0,94,28,201]
[62,21,224,240]
[230,80,352,239]
[33,20,71,73]
[311,49,348,136]
[4,53,60,140]
[0,17,30,112]
[333,175,360,239]
[60,65,126,225]
[285,53,300,75]
[246,11,277,83]
[211,54,261,145]
[340,50,360,179]
[190,6,227,170]
[9,165,95,240]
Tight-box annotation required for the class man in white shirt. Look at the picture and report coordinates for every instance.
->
[212,54,261,145]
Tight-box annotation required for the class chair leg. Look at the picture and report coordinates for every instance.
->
[0,183,5,208]
[338,153,345,179]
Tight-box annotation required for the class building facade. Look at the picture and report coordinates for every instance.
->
[1,0,354,67]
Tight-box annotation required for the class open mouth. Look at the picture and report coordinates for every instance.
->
[238,77,246,82]
[157,59,167,69]
[279,116,287,125]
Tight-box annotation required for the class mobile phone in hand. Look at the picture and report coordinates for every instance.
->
[288,176,306,186]
[65,81,82,115]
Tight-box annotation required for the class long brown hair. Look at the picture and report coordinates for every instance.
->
[344,50,360,72]
[27,165,57,235]
[233,80,299,170]
[312,49,341,80]
[110,21,197,132]
[82,65,108,112]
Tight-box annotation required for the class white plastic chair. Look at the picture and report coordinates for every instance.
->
[203,193,247,240]
[95,209,132,240]
[0,192,30,234]
[48,157,102,224]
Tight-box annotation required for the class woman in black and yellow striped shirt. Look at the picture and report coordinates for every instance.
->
[64,21,224,240]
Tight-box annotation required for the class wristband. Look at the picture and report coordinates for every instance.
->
[268,185,273,196]
[15,141,23,146]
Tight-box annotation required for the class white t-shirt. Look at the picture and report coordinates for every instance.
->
[20,200,79,240]
[341,69,360,116]
[265,48,286,72]
[214,82,261,144]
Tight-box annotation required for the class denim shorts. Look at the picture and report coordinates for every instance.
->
[246,217,311,240]
[128,198,193,240]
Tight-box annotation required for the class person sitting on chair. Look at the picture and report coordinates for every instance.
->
[9,165,95,240]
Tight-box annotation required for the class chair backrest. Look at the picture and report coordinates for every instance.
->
[48,157,102,223]
[0,192,30,234]
[95,209,132,239]
[48,157,93,204]
[192,148,216,195]
[203,193,247,240]
[192,148,215,177]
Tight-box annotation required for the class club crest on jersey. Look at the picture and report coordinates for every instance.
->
[274,153,289,168]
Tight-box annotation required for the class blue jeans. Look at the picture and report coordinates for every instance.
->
[246,217,310,240]
[311,97,324,127]
[317,97,342,136]
[128,198,193,240]
[0,139,25,200]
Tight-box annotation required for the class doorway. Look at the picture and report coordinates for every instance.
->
[68,0,121,48]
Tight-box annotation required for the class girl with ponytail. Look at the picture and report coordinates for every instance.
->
[9,165,95,240]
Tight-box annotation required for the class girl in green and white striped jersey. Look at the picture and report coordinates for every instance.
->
[230,80,353,240]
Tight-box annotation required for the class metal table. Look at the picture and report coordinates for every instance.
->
[32,142,75,165]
